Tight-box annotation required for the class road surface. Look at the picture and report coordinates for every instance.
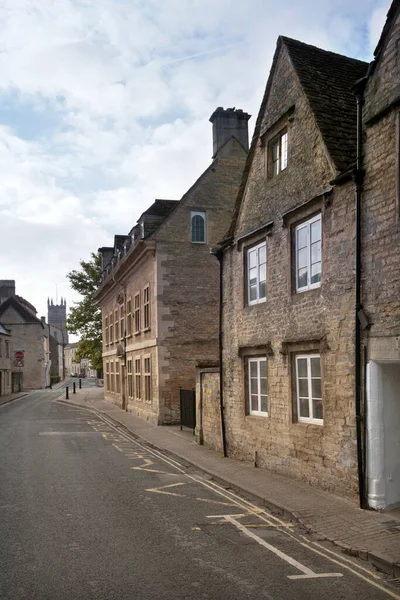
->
[0,387,398,600]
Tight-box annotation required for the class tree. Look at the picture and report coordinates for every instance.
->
[66,252,103,374]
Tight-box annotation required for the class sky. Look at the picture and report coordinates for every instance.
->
[0,0,391,334]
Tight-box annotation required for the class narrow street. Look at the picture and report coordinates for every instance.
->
[0,389,398,600]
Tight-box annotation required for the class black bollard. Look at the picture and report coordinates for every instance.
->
[79,378,82,389]
[66,386,69,400]
[73,382,76,394]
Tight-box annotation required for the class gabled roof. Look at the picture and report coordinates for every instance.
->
[282,37,368,173]
[374,0,400,62]
[0,296,44,327]
[140,199,179,220]
[226,36,368,241]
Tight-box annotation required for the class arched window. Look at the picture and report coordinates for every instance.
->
[191,211,206,243]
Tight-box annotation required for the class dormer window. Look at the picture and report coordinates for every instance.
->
[140,222,145,239]
[191,211,206,243]
[270,130,288,177]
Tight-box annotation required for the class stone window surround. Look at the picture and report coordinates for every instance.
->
[294,213,322,293]
[134,355,141,401]
[239,344,273,419]
[295,353,323,425]
[190,210,207,244]
[281,337,328,427]
[282,190,332,300]
[246,240,267,306]
[247,356,268,417]
[260,104,295,180]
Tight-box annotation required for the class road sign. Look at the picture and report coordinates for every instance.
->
[16,360,24,368]
[15,351,24,360]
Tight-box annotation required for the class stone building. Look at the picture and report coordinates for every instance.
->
[0,281,46,390]
[64,342,80,377]
[47,297,69,345]
[202,39,369,501]
[0,321,12,396]
[95,108,250,424]
[361,0,400,510]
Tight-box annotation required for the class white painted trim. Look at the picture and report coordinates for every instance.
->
[248,356,268,416]
[295,354,323,424]
[247,241,267,305]
[295,214,321,293]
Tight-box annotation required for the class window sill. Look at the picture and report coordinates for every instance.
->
[134,331,141,336]
[296,283,321,294]
[247,298,267,307]
[297,419,323,426]
[143,327,151,333]
[191,241,207,245]
[245,414,269,421]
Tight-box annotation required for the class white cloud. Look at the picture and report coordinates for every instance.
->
[0,0,391,323]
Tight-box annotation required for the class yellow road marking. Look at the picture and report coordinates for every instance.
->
[146,483,186,497]
[92,409,399,598]
[195,498,236,507]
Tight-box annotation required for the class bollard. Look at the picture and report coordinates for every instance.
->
[66,386,69,400]
[73,382,76,394]
[79,378,82,389]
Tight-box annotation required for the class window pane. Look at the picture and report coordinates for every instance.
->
[259,281,266,300]
[249,285,257,302]
[312,378,322,399]
[272,141,279,162]
[259,360,267,378]
[311,241,321,264]
[299,397,310,418]
[251,395,259,412]
[260,378,267,395]
[192,215,205,242]
[259,263,266,283]
[311,262,321,284]
[297,358,307,377]
[250,361,257,377]
[258,244,266,265]
[298,378,309,398]
[248,249,257,269]
[313,399,323,420]
[297,247,307,269]
[250,378,258,394]
[310,218,321,243]
[260,395,268,413]
[310,357,321,377]
[298,268,308,289]
[297,226,307,249]
[249,267,257,286]
[280,133,288,170]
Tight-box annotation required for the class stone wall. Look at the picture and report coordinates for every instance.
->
[221,46,359,500]
[196,368,222,453]
[155,139,247,424]
[0,306,45,389]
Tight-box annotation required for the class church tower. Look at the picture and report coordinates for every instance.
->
[47,297,69,344]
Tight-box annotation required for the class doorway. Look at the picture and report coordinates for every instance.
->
[367,361,400,509]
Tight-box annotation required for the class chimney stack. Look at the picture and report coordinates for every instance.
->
[209,107,251,158]
[0,280,16,304]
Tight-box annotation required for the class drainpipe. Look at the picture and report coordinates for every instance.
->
[352,75,369,509]
[211,241,232,458]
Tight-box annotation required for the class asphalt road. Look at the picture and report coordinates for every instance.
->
[0,389,398,600]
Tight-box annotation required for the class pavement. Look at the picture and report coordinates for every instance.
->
[57,385,400,578]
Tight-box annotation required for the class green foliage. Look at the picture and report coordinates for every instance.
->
[66,252,103,372]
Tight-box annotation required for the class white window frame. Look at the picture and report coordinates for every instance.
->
[247,241,267,305]
[135,357,141,400]
[143,286,150,330]
[248,357,268,416]
[144,356,151,403]
[295,214,322,293]
[134,293,141,334]
[127,359,133,398]
[127,298,132,337]
[191,211,206,244]
[271,130,288,177]
[295,354,323,425]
